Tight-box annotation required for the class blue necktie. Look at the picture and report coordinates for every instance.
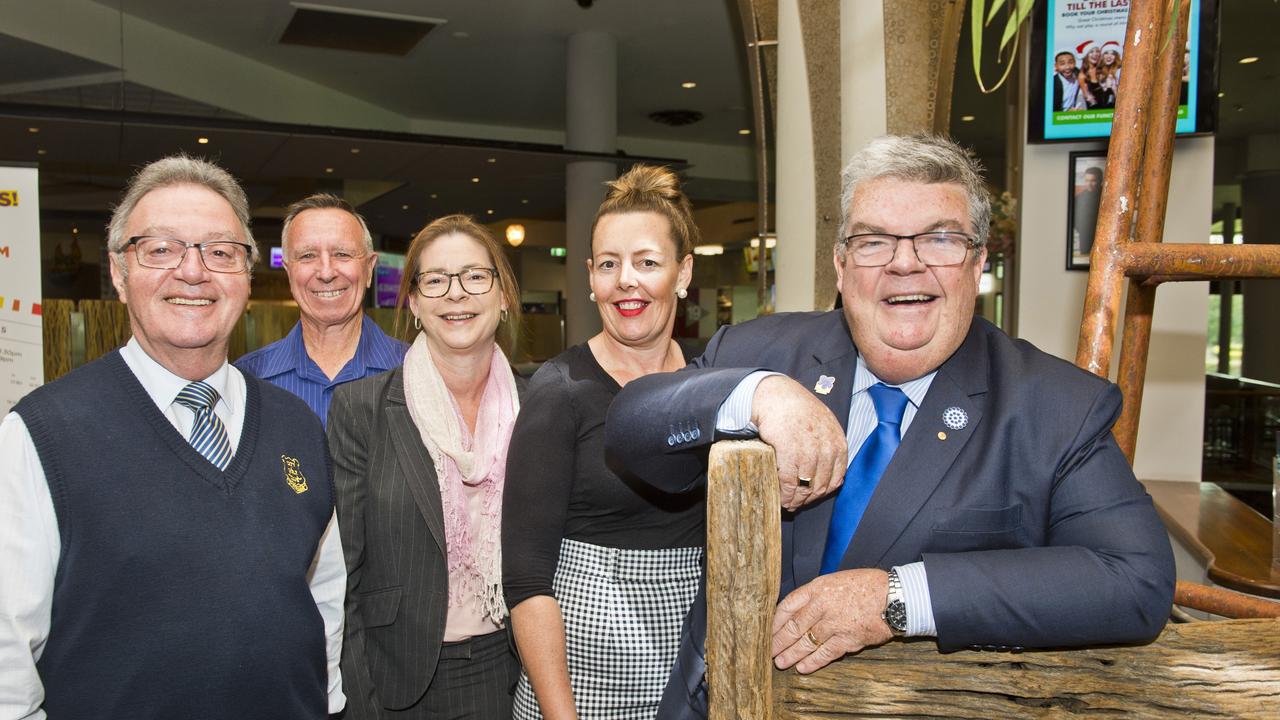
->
[820,383,908,574]
[175,381,233,470]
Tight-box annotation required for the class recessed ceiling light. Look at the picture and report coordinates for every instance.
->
[36,149,46,155]
[471,177,480,183]
[738,128,751,135]
[430,193,438,199]
[197,137,210,144]
[521,199,529,204]
[350,148,361,154]
[681,82,697,89]
[486,209,494,215]
[960,115,976,122]
[72,227,79,234]
[27,127,39,133]
[401,204,409,210]
[325,167,334,173]
[1218,91,1225,98]
[487,157,496,164]
[1239,56,1259,64]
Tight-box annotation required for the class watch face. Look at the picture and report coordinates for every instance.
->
[885,599,908,633]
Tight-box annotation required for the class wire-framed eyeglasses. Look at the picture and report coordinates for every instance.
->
[126,235,253,274]
[414,267,498,298]
[843,231,979,267]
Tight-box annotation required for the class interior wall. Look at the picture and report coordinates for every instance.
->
[1016,136,1214,483]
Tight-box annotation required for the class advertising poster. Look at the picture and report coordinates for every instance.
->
[375,252,406,308]
[0,164,43,413]
[1043,0,1202,140]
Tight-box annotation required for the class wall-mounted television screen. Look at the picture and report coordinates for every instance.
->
[374,252,406,309]
[1027,0,1218,143]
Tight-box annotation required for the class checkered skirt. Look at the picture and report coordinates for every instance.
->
[512,538,703,719]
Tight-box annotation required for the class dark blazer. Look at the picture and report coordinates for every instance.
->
[327,366,525,718]
[605,311,1175,718]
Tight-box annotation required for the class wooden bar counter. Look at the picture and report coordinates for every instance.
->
[1142,479,1279,599]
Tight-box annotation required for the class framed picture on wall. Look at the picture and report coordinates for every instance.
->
[1066,151,1107,270]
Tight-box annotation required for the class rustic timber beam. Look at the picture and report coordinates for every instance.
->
[1118,242,1280,280]
[706,439,781,720]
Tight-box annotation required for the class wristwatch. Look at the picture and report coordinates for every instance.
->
[882,568,907,636]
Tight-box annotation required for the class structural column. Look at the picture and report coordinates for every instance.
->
[565,30,616,346]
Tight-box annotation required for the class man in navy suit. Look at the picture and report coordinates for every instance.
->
[605,134,1175,718]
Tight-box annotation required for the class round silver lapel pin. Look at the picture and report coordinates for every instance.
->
[942,406,968,430]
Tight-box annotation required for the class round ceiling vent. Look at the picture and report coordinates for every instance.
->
[648,110,704,126]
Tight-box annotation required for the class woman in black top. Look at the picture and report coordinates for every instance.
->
[503,165,702,719]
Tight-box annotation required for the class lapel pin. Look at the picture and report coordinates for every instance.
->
[814,375,835,395]
[942,406,968,430]
[938,431,947,441]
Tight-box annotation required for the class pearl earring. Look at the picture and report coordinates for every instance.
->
[676,288,688,299]
[589,292,597,302]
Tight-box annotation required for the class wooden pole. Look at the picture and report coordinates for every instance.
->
[706,440,780,720]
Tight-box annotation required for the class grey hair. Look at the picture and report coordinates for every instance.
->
[107,155,257,277]
[280,193,374,255]
[836,134,991,262]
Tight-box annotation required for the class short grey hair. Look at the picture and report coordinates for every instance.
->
[107,155,257,277]
[836,134,991,262]
[280,193,374,255]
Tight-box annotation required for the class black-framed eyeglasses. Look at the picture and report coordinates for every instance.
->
[843,231,979,267]
[414,267,498,298]
[126,235,253,274]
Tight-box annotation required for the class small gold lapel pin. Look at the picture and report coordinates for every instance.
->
[814,375,835,395]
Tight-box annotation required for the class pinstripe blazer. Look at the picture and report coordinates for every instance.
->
[327,365,525,718]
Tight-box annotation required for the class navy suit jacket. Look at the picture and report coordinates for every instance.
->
[605,311,1175,718]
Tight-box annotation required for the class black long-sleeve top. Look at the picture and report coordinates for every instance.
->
[502,343,705,607]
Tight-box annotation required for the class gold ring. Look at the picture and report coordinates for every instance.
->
[804,630,821,648]
[797,477,812,488]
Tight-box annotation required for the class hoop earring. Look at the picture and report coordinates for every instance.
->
[413,315,422,330]
[589,292,597,302]
[676,288,688,299]
[500,309,509,323]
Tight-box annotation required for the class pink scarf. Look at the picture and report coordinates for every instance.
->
[402,334,518,624]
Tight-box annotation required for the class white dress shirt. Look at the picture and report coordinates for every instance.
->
[0,338,346,719]
[716,355,939,636]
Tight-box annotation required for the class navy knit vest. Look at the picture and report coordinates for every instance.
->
[14,351,335,720]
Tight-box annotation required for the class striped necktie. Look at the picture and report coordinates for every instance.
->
[820,382,909,574]
[174,381,233,470]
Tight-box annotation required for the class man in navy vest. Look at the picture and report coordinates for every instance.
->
[0,156,346,719]
[606,135,1175,718]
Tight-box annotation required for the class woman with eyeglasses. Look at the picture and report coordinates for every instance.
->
[503,165,703,719]
[327,214,523,719]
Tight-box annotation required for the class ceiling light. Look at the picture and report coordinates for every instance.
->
[36,149,46,156]
[960,115,976,122]
[1238,56,1259,65]
[197,137,210,144]
[521,198,529,204]
[350,147,361,154]
[681,82,697,89]
[1218,91,1225,98]
[471,177,479,183]
[738,128,751,135]
[325,167,334,173]
[401,204,409,210]
[27,127,39,133]
[486,209,494,215]
[487,157,496,164]
[749,236,777,249]
[506,223,525,247]
[72,227,79,235]
[430,193,438,199]
[693,245,724,256]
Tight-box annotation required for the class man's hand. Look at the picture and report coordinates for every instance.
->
[751,375,846,511]
[771,569,893,674]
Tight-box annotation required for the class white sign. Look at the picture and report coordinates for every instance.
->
[0,164,42,413]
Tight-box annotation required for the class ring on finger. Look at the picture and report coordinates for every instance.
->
[797,477,812,488]
[804,630,822,648]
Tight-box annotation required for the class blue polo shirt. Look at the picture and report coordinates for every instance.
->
[236,314,408,426]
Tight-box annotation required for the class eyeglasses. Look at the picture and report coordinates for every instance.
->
[126,236,253,274]
[414,267,498,298]
[843,232,978,267]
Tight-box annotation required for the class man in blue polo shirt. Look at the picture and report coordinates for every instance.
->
[237,194,407,424]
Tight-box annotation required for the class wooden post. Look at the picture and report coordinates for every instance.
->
[706,439,781,720]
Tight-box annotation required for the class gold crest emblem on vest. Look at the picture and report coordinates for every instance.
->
[281,455,309,494]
